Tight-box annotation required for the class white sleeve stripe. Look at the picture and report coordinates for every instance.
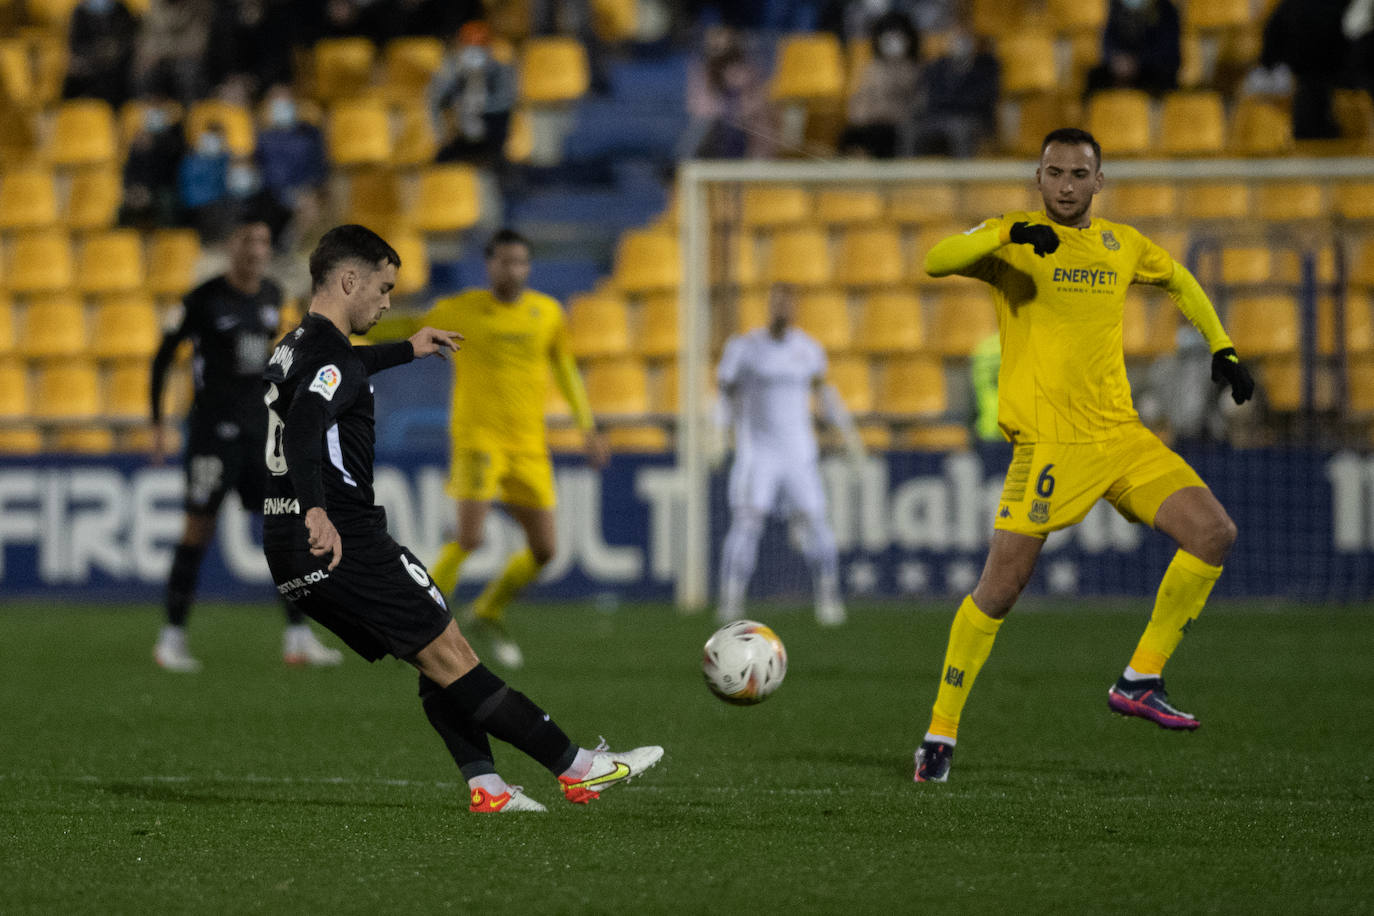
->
[326,423,357,487]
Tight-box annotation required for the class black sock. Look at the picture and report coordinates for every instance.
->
[165,543,208,628]
[282,599,306,626]
[418,675,495,779]
[442,664,577,775]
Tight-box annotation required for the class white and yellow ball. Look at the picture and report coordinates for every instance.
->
[702,620,788,705]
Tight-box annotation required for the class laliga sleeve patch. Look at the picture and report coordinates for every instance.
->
[309,364,342,401]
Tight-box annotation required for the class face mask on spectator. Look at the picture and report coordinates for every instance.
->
[84,0,115,13]
[459,47,487,70]
[1119,0,1147,9]
[227,164,261,196]
[268,98,297,128]
[196,133,225,157]
[143,107,168,132]
[877,31,909,59]
[949,34,974,61]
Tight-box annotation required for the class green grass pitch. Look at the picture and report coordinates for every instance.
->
[1,599,1371,915]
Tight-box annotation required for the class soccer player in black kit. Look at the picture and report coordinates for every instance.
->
[263,224,662,812]
[150,216,342,671]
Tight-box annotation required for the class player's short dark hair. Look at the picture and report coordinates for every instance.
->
[309,224,401,292]
[484,228,531,258]
[1041,127,1102,168]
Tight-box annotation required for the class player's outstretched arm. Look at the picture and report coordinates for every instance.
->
[924,220,1012,276]
[1159,262,1255,405]
[409,326,462,359]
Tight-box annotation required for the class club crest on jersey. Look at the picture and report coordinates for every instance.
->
[1101,229,1120,251]
[309,364,342,400]
[1029,499,1051,524]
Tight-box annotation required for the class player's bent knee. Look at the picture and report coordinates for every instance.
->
[457,532,485,553]
[1196,511,1238,564]
[529,544,555,566]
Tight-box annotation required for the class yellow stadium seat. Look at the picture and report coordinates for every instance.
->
[0,360,29,419]
[146,229,202,297]
[19,294,87,360]
[898,424,972,451]
[1103,182,1176,221]
[1227,294,1298,357]
[518,37,590,104]
[0,426,43,453]
[0,167,59,230]
[1255,182,1325,221]
[0,294,13,356]
[614,229,680,293]
[391,102,437,167]
[730,289,768,334]
[1346,293,1374,354]
[33,362,101,420]
[741,187,812,227]
[1086,90,1153,156]
[5,230,74,295]
[770,32,845,102]
[1333,183,1374,220]
[1184,0,1251,30]
[1261,358,1303,412]
[326,100,392,166]
[834,226,904,287]
[605,424,669,452]
[592,0,638,42]
[971,0,1034,37]
[185,100,256,157]
[585,357,650,416]
[998,33,1058,95]
[1229,98,1293,155]
[412,164,482,232]
[1122,289,1177,359]
[878,356,947,417]
[1158,91,1225,155]
[313,37,378,103]
[814,189,885,225]
[51,424,115,453]
[765,226,831,286]
[961,182,1036,221]
[48,99,118,166]
[930,289,998,357]
[104,361,152,420]
[89,295,161,361]
[23,0,81,27]
[712,232,759,288]
[65,167,122,231]
[1000,91,1074,157]
[1349,357,1374,414]
[1180,182,1250,220]
[0,39,33,104]
[1218,245,1300,285]
[1049,0,1106,33]
[888,185,958,224]
[382,36,445,100]
[650,360,681,413]
[637,293,679,359]
[827,355,873,413]
[346,168,404,228]
[794,289,851,351]
[567,292,631,358]
[77,230,145,295]
[856,291,923,354]
[388,231,429,296]
[504,107,535,164]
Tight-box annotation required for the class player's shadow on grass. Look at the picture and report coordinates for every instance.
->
[100,781,415,810]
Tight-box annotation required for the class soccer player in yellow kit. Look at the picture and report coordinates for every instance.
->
[425,229,609,668]
[912,128,1256,782]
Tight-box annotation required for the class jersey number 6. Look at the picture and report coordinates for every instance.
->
[264,383,288,476]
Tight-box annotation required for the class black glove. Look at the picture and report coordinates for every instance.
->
[1008,221,1060,257]
[1211,347,1255,405]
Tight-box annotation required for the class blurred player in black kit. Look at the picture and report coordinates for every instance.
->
[262,224,662,812]
[149,215,342,672]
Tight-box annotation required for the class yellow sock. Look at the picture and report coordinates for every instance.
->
[927,595,1004,743]
[1128,549,1223,677]
[473,549,540,623]
[430,541,469,597]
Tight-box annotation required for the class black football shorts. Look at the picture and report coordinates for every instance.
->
[183,418,268,515]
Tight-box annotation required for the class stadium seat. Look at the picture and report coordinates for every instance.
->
[51,424,115,453]
[730,289,768,334]
[1048,0,1106,34]
[591,0,638,42]
[997,33,1058,95]
[1122,289,1176,360]
[48,99,118,166]
[0,426,43,454]
[827,354,873,414]
[898,423,972,451]
[794,289,852,351]
[834,226,904,287]
[1349,356,1374,415]
[390,101,438,167]
[650,360,680,414]
[1218,245,1300,285]
[382,36,445,101]
[1000,91,1073,157]
[713,232,759,288]
[503,107,535,164]
[5,230,75,295]
[326,100,393,166]
[1227,294,1298,358]
[637,293,679,359]
[103,361,150,420]
[518,37,590,104]
[568,292,632,358]
[313,37,378,103]
[0,360,29,419]
[412,164,482,232]
[814,189,885,225]
[1184,0,1251,30]
[877,356,948,417]
[388,231,429,296]
[961,182,1036,221]
[741,187,812,227]
[0,39,32,104]
[584,357,650,416]
[0,294,13,356]
[1229,98,1293,155]
[971,0,1034,37]
[19,294,87,360]
[346,168,405,228]
[765,226,831,286]
[185,100,256,157]
[1158,91,1225,155]
[77,230,145,295]
[32,362,101,420]
[614,229,680,293]
[146,229,202,298]
[929,289,998,357]
[856,290,923,354]
[1261,358,1303,412]
[1344,293,1374,354]
[888,185,958,224]
[89,295,160,360]
[1105,182,1176,221]
[1333,183,1374,221]
[0,167,59,230]
[769,33,845,103]
[1085,90,1153,156]
[605,424,670,452]
[1180,182,1250,220]
[65,167,122,231]
[1255,182,1325,221]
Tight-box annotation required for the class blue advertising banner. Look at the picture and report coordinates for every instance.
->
[1,447,1371,602]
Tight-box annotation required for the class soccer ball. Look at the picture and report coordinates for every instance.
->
[702,620,788,705]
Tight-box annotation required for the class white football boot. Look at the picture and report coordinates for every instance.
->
[154,626,202,673]
[558,739,665,804]
[469,786,547,813]
[283,625,344,667]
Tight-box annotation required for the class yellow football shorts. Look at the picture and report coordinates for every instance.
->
[993,423,1206,538]
[447,448,557,509]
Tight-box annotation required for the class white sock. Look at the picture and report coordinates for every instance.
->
[923,732,956,746]
[158,625,186,645]
[468,773,509,795]
[560,747,598,781]
[1121,666,1156,683]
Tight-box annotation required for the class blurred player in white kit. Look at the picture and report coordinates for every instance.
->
[714,284,865,626]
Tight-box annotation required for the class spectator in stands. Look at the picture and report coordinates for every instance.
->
[389,0,481,38]
[910,22,1000,158]
[819,0,953,41]
[256,85,328,211]
[681,25,775,159]
[207,0,296,96]
[838,11,922,159]
[119,97,186,229]
[1252,0,1351,139]
[61,0,138,108]
[132,0,216,104]
[178,123,231,240]
[429,20,517,167]
[1084,0,1181,98]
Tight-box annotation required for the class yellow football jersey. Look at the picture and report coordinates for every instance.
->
[424,287,568,452]
[951,211,1176,444]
